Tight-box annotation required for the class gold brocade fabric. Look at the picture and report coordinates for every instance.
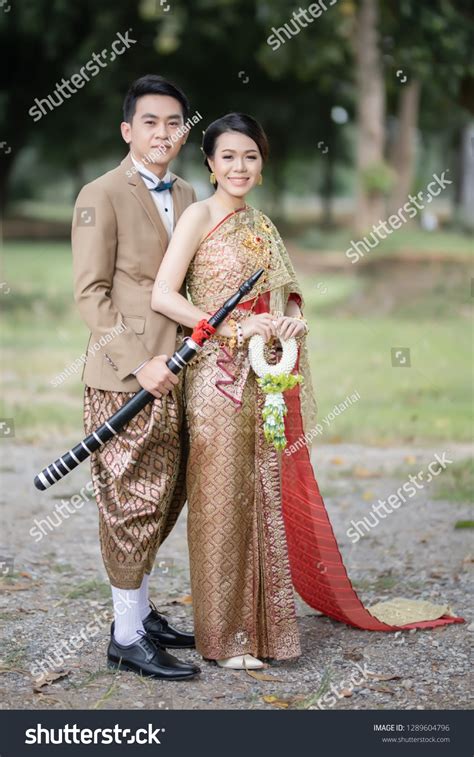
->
[83,373,188,590]
[184,206,464,642]
[184,206,307,660]
[186,206,319,436]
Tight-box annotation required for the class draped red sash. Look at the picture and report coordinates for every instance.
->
[238,292,464,631]
[281,380,465,630]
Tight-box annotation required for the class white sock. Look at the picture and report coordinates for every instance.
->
[111,585,144,646]
[138,572,152,620]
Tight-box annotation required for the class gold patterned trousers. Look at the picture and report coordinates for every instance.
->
[185,346,301,661]
[83,374,188,589]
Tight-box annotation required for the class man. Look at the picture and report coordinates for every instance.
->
[72,75,199,680]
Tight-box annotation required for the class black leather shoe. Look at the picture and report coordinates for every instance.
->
[142,601,196,649]
[107,626,200,680]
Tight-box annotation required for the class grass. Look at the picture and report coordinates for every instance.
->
[432,459,474,503]
[51,563,75,574]
[68,668,116,690]
[0,645,28,668]
[1,239,472,445]
[60,579,111,601]
[300,668,333,709]
[10,200,74,224]
[373,457,474,504]
[92,680,119,709]
[296,226,474,260]
[302,315,472,444]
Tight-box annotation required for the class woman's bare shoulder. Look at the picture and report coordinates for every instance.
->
[177,199,211,230]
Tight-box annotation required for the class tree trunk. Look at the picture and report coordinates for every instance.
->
[354,0,386,235]
[265,151,286,219]
[459,122,474,231]
[0,147,15,222]
[321,150,335,228]
[388,79,421,215]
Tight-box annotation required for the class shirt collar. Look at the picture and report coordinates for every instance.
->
[130,153,171,189]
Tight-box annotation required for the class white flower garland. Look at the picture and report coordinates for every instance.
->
[248,334,298,377]
[248,335,302,450]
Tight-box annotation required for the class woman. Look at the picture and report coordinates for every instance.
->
[151,113,463,670]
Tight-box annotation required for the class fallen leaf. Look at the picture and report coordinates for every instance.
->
[245,669,283,682]
[262,695,289,708]
[33,669,70,692]
[403,455,417,465]
[0,581,39,593]
[353,467,380,479]
[343,650,364,662]
[368,685,395,695]
[172,595,193,605]
[34,693,64,705]
[330,457,344,465]
[366,672,402,682]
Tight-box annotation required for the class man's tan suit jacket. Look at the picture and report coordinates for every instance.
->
[72,153,196,392]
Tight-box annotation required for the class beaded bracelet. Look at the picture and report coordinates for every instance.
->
[228,318,238,352]
[215,317,238,351]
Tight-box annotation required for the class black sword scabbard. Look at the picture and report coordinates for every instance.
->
[34,269,264,490]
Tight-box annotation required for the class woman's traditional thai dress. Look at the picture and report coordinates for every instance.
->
[183,205,464,661]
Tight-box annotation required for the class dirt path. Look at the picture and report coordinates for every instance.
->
[0,441,472,711]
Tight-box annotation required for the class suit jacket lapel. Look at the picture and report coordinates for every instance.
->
[122,154,169,251]
[170,171,186,226]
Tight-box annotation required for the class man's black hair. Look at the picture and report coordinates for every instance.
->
[123,75,190,123]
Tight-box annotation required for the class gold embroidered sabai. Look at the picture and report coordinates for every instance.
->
[184,206,317,660]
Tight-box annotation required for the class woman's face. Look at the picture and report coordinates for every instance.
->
[208,131,263,198]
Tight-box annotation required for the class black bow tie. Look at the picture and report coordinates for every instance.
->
[153,178,177,193]
[139,172,177,193]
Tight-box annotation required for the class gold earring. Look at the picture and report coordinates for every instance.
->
[258,174,263,185]
[210,172,216,185]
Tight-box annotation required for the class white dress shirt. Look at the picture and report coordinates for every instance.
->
[130,153,176,377]
[130,153,175,239]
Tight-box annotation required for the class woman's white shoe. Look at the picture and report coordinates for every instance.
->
[216,654,264,669]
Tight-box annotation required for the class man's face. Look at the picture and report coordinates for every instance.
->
[121,94,187,172]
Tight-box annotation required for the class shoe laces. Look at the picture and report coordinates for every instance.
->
[136,628,164,653]
[149,599,169,619]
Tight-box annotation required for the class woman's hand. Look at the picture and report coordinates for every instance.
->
[273,315,306,341]
[241,313,276,342]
